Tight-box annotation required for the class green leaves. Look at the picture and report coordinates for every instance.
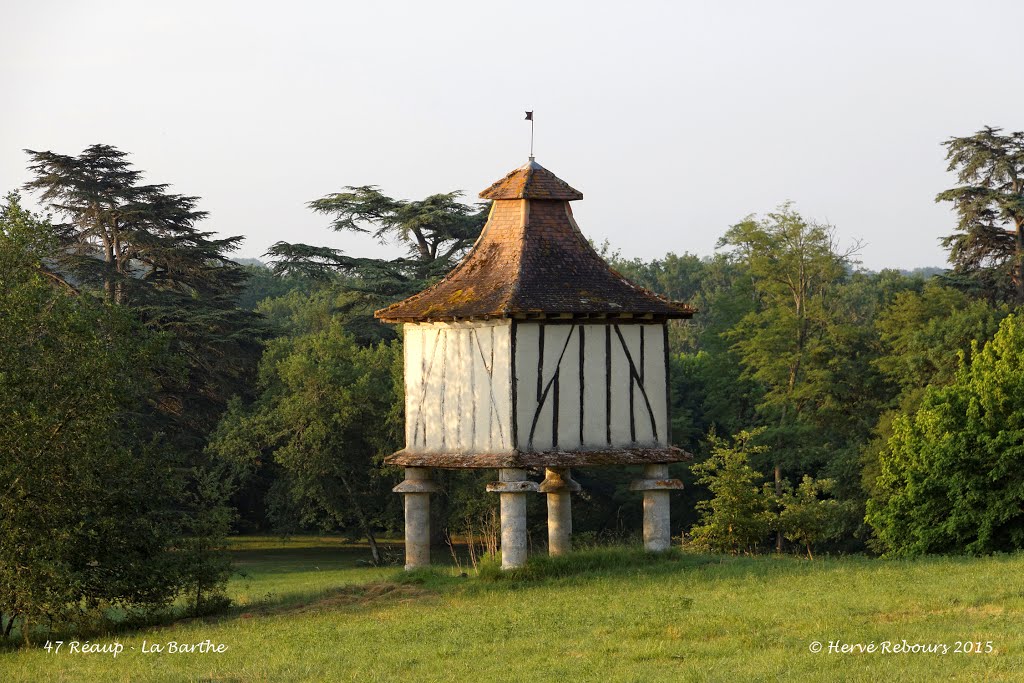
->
[689,430,774,554]
[0,234,228,637]
[20,144,266,448]
[1,149,253,638]
[777,476,852,559]
[689,430,850,557]
[268,185,487,304]
[937,126,1024,303]
[867,314,1024,555]
[717,204,860,475]
[207,321,403,562]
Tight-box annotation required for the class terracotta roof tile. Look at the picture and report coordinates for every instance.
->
[479,159,583,200]
[375,160,695,322]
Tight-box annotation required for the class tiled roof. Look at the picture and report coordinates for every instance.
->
[479,159,584,200]
[375,160,695,322]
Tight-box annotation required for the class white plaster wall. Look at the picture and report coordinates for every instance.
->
[404,321,513,453]
[514,322,668,452]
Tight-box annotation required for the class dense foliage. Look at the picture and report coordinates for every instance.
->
[22,145,265,453]
[937,126,1024,304]
[688,431,774,554]
[208,318,403,564]
[867,314,1024,555]
[0,194,232,642]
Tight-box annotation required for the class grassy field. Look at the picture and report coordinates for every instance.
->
[3,536,1023,682]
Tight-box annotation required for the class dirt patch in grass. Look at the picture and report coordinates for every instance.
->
[871,602,1008,624]
[245,581,431,618]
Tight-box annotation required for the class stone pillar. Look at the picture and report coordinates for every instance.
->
[392,467,441,570]
[538,467,581,556]
[486,468,538,569]
[629,464,683,552]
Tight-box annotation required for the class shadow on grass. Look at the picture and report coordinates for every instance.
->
[479,546,717,583]
[390,544,1024,601]
[5,540,1014,651]
[392,545,732,598]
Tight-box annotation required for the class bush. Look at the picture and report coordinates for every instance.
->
[777,476,852,559]
[688,430,774,554]
[867,313,1024,555]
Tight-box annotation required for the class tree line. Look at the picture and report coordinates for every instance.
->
[4,127,1024,641]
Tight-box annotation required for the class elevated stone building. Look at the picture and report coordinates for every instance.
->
[376,158,694,569]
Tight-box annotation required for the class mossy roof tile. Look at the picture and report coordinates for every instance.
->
[375,160,694,323]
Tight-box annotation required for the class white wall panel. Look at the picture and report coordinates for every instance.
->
[580,325,609,448]
[404,320,669,455]
[404,321,512,454]
[514,322,669,452]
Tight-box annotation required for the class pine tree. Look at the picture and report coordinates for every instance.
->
[22,144,265,442]
[937,126,1024,304]
[266,185,486,304]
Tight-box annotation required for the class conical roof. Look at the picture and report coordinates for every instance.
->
[374,160,694,323]
[479,159,584,200]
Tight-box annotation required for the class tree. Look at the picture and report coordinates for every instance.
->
[208,323,403,564]
[874,281,1007,394]
[22,144,265,452]
[777,476,850,559]
[266,186,487,304]
[861,282,1007,503]
[0,194,232,642]
[688,430,774,554]
[937,126,1024,304]
[717,204,859,548]
[24,144,242,305]
[866,314,1024,555]
[235,261,316,311]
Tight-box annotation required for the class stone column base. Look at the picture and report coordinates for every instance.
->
[629,464,683,552]
[486,468,538,569]
[538,467,581,556]
[393,467,441,570]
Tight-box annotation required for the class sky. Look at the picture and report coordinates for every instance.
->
[3,0,1023,271]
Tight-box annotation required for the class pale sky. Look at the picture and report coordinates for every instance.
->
[3,0,1022,271]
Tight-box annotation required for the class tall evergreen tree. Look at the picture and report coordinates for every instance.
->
[22,144,264,446]
[266,186,486,304]
[937,126,1024,304]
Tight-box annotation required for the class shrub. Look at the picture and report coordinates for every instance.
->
[867,314,1024,555]
[688,430,774,554]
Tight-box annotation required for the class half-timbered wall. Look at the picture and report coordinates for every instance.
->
[403,321,513,454]
[513,322,669,452]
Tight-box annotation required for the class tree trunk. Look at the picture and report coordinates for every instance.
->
[338,474,382,566]
[1015,217,1024,306]
[3,612,16,639]
[775,464,783,553]
[365,528,382,566]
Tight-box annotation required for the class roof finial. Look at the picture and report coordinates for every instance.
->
[525,110,534,161]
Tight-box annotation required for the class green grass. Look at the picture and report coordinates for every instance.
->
[3,537,1023,682]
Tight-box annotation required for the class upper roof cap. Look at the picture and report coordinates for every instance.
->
[479,158,584,201]
[373,158,695,323]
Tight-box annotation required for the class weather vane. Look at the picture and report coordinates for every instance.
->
[525,110,534,160]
